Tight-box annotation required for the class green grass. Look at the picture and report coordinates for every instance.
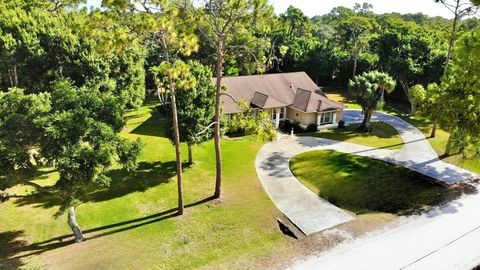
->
[304,122,404,150]
[325,90,410,115]
[290,150,458,215]
[0,101,293,269]
[326,90,480,173]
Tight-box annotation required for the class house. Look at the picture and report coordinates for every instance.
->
[218,72,346,130]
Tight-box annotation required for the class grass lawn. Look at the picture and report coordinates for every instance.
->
[0,101,294,269]
[325,90,480,173]
[290,150,460,215]
[304,122,404,150]
[325,90,410,115]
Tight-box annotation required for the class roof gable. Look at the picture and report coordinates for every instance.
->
[218,72,345,114]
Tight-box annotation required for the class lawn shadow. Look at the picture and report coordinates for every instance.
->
[86,161,177,203]
[7,197,216,261]
[130,112,169,138]
[13,161,179,208]
[0,231,27,269]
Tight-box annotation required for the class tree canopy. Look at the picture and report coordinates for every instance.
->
[348,71,396,132]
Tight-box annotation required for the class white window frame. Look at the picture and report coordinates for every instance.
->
[318,111,335,125]
[279,107,286,119]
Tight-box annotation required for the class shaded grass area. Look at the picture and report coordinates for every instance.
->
[303,122,404,150]
[325,90,410,115]
[326,90,480,173]
[0,100,292,269]
[290,150,459,215]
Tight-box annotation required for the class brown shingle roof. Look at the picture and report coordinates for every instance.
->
[216,72,345,114]
[250,91,268,108]
[290,88,311,112]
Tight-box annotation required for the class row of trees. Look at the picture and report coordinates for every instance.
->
[0,0,145,242]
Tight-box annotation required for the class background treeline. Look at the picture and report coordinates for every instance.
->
[1,1,478,102]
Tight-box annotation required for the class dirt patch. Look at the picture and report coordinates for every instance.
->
[225,212,398,270]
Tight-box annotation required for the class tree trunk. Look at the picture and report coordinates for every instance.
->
[352,52,358,78]
[213,40,224,199]
[444,132,454,156]
[431,122,437,138]
[170,86,184,215]
[67,206,85,243]
[8,64,18,87]
[187,144,193,165]
[399,79,413,115]
[430,104,441,138]
[444,4,460,75]
[358,109,373,133]
[163,47,184,215]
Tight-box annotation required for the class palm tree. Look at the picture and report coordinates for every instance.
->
[348,71,396,132]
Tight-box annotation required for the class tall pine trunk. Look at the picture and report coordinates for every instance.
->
[187,144,193,165]
[445,3,460,75]
[67,206,85,243]
[163,49,184,215]
[358,109,373,133]
[352,52,358,78]
[444,132,454,157]
[430,104,441,138]
[170,85,184,215]
[213,40,224,199]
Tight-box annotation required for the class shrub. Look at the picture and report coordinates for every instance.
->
[338,120,345,129]
[306,123,318,132]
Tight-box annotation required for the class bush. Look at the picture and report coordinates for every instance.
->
[338,120,345,129]
[306,123,318,132]
[280,120,293,133]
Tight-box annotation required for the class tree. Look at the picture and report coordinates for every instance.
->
[35,79,141,242]
[374,14,446,115]
[186,0,270,199]
[229,100,277,141]
[0,3,146,108]
[104,0,199,215]
[0,81,142,243]
[434,0,479,73]
[166,61,215,165]
[348,71,396,132]
[409,84,426,115]
[336,14,378,77]
[0,88,51,201]
[409,83,446,138]
[279,6,311,40]
[436,28,480,156]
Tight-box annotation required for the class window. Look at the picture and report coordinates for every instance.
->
[272,108,286,121]
[320,112,334,125]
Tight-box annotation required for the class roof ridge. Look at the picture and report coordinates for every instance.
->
[217,71,307,80]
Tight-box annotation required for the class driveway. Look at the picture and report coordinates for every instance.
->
[255,110,478,235]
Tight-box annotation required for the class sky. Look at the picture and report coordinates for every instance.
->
[84,0,455,19]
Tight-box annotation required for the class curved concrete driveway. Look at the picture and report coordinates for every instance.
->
[255,110,478,235]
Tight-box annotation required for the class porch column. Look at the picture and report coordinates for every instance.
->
[317,113,322,126]
[332,111,337,124]
[275,111,280,129]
